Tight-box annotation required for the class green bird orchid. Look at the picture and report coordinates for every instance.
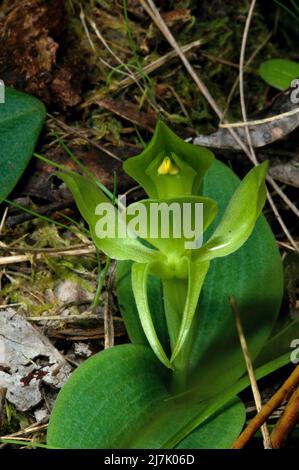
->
[57,120,268,391]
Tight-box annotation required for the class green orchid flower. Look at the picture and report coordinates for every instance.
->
[123,120,214,199]
[57,121,268,387]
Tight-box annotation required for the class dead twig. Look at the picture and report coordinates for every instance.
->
[47,114,122,162]
[0,387,7,427]
[222,31,272,120]
[270,387,299,448]
[232,365,299,448]
[0,423,48,440]
[229,297,272,449]
[0,247,96,266]
[0,207,8,234]
[116,39,202,93]
[220,107,299,128]
[104,264,116,349]
[0,241,93,254]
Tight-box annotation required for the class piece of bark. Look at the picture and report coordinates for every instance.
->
[267,156,299,188]
[194,90,299,150]
[46,321,126,341]
[0,309,72,411]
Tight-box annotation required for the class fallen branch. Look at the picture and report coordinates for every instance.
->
[270,386,299,448]
[232,365,299,448]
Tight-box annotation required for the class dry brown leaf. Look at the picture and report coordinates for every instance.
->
[97,98,157,131]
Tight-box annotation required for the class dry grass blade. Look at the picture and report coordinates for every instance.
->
[0,208,8,234]
[116,39,202,92]
[0,247,96,266]
[220,107,299,128]
[230,297,272,449]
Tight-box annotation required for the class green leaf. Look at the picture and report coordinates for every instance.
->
[0,87,46,202]
[162,352,291,449]
[170,259,210,363]
[131,263,173,369]
[47,345,170,449]
[116,260,170,351]
[58,171,164,264]
[194,162,268,262]
[254,319,299,368]
[259,58,299,90]
[175,398,245,449]
[47,343,245,449]
[47,343,289,449]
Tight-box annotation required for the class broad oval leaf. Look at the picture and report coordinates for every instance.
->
[47,342,289,449]
[47,344,245,449]
[259,58,299,90]
[0,87,46,202]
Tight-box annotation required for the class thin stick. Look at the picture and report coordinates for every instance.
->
[229,297,272,449]
[232,365,299,448]
[0,387,6,427]
[47,114,122,162]
[0,242,93,253]
[277,240,297,251]
[0,207,8,234]
[139,0,223,118]
[0,303,24,309]
[220,107,299,128]
[116,39,202,92]
[27,313,102,321]
[139,0,298,248]
[0,247,96,266]
[239,0,257,162]
[0,423,48,440]
[222,31,273,120]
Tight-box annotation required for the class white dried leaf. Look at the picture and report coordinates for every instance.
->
[0,309,72,411]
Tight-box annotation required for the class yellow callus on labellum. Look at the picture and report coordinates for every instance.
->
[157,155,179,175]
